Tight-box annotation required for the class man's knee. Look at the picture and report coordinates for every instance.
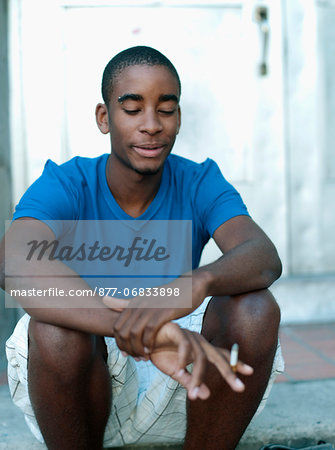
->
[201,289,280,361]
[28,319,96,382]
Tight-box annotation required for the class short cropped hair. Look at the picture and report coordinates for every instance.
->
[101,46,181,105]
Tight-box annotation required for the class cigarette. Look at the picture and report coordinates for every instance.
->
[230,343,239,372]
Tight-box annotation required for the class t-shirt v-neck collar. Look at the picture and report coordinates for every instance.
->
[99,153,169,221]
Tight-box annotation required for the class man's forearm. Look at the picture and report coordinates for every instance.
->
[4,254,121,337]
[193,237,282,302]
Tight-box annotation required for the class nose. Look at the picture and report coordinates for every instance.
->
[138,110,163,135]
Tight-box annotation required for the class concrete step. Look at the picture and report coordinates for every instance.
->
[1,380,335,449]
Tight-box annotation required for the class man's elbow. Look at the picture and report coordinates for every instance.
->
[261,252,282,288]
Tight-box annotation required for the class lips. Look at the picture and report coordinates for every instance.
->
[132,143,166,158]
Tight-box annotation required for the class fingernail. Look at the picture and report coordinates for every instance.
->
[144,346,150,354]
[121,351,128,357]
[191,387,199,398]
[235,378,244,389]
[178,369,185,378]
[134,357,141,361]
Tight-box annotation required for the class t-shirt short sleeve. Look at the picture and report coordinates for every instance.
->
[13,159,80,237]
[192,158,249,237]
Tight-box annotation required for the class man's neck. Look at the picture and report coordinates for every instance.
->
[105,155,164,218]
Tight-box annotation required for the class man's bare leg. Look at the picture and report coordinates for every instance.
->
[184,289,280,450]
[28,319,111,450]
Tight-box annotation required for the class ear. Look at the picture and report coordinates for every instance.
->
[176,106,181,135]
[95,103,110,134]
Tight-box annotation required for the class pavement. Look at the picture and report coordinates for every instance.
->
[1,322,335,450]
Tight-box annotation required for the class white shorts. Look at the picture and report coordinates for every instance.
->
[6,297,284,447]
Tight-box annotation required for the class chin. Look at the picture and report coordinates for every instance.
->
[133,166,162,176]
[132,160,164,176]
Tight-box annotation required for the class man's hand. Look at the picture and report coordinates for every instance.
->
[103,273,210,357]
[126,319,253,400]
[103,297,253,400]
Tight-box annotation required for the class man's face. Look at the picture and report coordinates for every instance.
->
[106,65,181,175]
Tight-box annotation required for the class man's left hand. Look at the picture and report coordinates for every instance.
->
[102,273,209,356]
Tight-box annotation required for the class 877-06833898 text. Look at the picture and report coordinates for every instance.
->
[97,286,180,297]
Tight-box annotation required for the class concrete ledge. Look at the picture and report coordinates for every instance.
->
[272,275,335,324]
[1,380,335,449]
[237,379,335,449]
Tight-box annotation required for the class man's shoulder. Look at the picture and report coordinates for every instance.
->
[52,154,107,173]
[42,154,108,184]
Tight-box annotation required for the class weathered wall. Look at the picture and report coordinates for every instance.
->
[0,0,17,371]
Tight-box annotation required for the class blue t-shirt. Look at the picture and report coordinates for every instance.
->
[13,153,249,270]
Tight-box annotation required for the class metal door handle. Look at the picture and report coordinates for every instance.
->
[255,6,269,76]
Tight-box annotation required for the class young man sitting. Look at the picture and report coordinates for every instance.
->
[2,46,284,450]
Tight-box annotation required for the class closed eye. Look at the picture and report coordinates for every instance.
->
[123,109,141,115]
[159,109,176,115]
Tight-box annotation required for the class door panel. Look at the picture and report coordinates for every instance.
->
[285,0,335,274]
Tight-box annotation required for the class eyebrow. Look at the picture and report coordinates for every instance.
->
[117,93,179,104]
[159,94,179,103]
[118,93,143,103]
